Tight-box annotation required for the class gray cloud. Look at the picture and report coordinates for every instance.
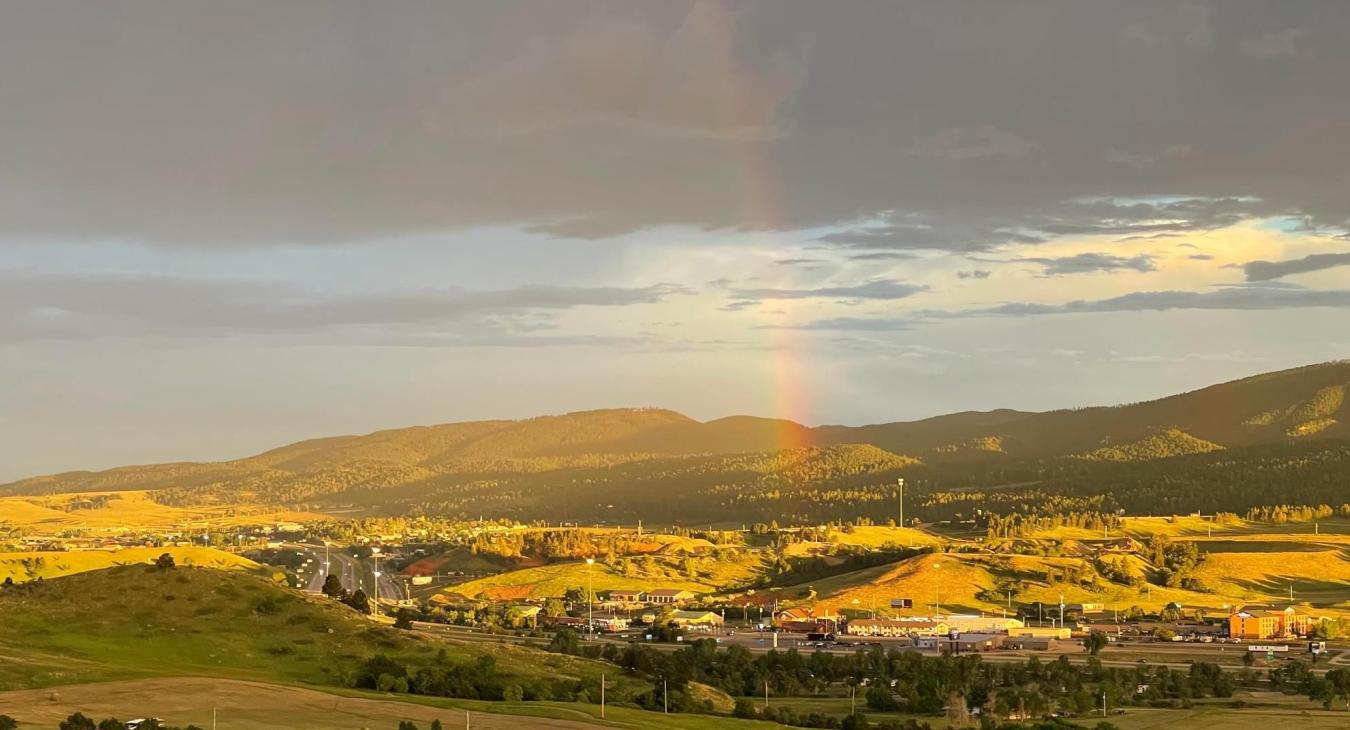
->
[958,270,992,280]
[1241,28,1305,58]
[0,271,684,342]
[773,284,1350,331]
[845,252,919,262]
[953,285,1350,317]
[1021,252,1157,275]
[728,279,926,302]
[1243,252,1350,281]
[774,258,826,266]
[756,317,913,332]
[2,2,1349,248]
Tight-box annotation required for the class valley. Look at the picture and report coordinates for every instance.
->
[3,363,1350,729]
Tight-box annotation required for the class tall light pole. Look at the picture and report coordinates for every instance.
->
[585,557,595,638]
[897,478,905,527]
[372,554,381,617]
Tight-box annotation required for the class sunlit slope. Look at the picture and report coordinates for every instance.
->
[0,546,259,583]
[3,361,1347,523]
[0,490,321,533]
[823,360,1350,458]
[446,550,768,601]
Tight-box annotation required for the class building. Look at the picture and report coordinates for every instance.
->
[647,588,696,605]
[775,606,841,633]
[1229,606,1313,640]
[670,610,724,628]
[607,589,645,603]
[590,613,631,632]
[943,615,1025,633]
[915,633,1005,652]
[846,619,949,637]
[1009,625,1072,640]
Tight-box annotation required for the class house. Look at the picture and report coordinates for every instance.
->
[670,610,724,628]
[1229,606,1313,640]
[608,589,645,603]
[647,589,696,605]
[846,619,949,637]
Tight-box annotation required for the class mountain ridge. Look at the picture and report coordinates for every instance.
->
[4,360,1349,499]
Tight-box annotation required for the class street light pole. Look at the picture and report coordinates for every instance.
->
[372,553,381,617]
[586,557,595,638]
[897,478,905,527]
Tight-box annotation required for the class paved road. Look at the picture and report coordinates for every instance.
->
[291,543,404,604]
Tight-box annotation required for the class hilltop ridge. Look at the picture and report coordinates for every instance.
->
[2,361,1348,525]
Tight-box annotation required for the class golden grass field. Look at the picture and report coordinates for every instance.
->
[447,551,767,601]
[0,490,323,534]
[0,546,260,583]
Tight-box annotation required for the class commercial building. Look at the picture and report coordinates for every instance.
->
[846,619,949,637]
[647,588,697,604]
[1229,606,1313,640]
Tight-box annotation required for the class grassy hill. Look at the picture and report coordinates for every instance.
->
[0,546,259,583]
[0,565,633,694]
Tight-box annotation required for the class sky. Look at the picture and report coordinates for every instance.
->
[3,1,1350,480]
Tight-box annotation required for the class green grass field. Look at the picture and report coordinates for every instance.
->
[0,567,794,729]
[0,565,629,695]
[0,677,794,730]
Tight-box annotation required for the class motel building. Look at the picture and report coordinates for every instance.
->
[846,619,950,637]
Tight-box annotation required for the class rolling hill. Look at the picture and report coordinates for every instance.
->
[2,361,1348,525]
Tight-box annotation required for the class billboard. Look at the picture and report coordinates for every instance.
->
[890,598,914,609]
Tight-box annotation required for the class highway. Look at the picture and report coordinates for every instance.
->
[290,543,405,605]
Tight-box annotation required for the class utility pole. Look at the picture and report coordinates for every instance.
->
[1101,689,1107,718]
[601,672,606,719]
[664,677,669,714]
[764,679,770,711]
[851,685,856,715]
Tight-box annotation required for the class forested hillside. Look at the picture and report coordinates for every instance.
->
[2,361,1348,525]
